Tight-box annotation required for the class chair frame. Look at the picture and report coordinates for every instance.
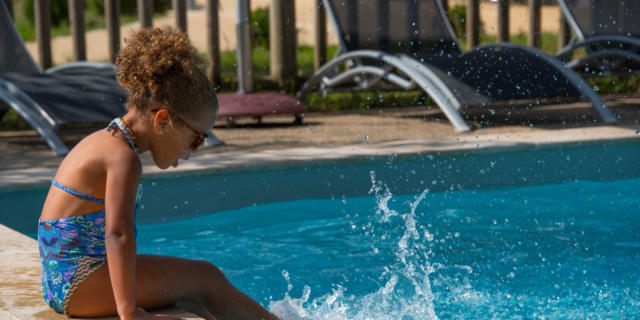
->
[299,0,616,132]
[556,0,640,76]
[0,0,125,155]
[0,60,117,156]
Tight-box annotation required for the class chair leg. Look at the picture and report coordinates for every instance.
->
[0,91,69,156]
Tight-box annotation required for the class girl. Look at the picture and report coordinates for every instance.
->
[38,27,279,320]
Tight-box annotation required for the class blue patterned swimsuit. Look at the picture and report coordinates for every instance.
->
[38,118,142,314]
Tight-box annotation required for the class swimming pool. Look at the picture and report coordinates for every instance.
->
[1,140,639,318]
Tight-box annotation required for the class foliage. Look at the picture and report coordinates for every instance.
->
[82,0,172,16]
[251,7,270,49]
[0,108,31,130]
[447,4,467,40]
[305,91,427,111]
[589,75,640,95]
[18,0,171,41]
[214,45,340,85]
[477,32,559,55]
[23,0,69,27]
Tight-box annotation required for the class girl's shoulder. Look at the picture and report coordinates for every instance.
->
[90,130,142,174]
[59,129,141,179]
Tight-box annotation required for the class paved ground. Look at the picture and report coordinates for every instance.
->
[2,96,639,174]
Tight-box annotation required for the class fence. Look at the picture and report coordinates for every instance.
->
[4,0,571,88]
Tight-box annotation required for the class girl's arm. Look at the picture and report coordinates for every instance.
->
[104,152,142,319]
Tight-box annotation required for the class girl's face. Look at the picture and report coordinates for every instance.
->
[150,108,216,169]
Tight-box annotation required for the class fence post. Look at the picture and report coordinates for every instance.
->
[314,0,326,71]
[138,0,153,28]
[68,0,86,61]
[4,0,12,19]
[497,0,509,43]
[105,0,120,63]
[270,0,297,86]
[237,0,253,93]
[528,0,541,48]
[465,0,479,50]
[206,0,220,86]
[34,0,52,69]
[558,11,571,50]
[173,0,187,32]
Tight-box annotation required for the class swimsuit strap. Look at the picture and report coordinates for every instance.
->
[106,118,136,151]
[51,179,105,204]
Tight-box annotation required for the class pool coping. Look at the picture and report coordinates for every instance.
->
[1,126,638,191]
[1,125,638,319]
[0,224,201,320]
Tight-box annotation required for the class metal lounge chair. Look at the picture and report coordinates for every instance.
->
[298,0,616,132]
[557,0,640,77]
[0,0,129,156]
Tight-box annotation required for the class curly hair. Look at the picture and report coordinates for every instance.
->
[116,27,218,121]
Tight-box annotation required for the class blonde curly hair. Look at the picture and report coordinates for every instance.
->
[116,27,218,121]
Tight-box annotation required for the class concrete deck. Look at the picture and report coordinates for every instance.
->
[0,224,200,320]
[1,98,639,319]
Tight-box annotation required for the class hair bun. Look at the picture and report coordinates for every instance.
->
[116,27,204,99]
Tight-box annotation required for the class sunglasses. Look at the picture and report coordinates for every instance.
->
[151,108,208,151]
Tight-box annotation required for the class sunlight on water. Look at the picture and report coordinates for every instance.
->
[269,172,443,320]
[135,173,640,318]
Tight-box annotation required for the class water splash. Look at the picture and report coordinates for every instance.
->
[269,174,439,320]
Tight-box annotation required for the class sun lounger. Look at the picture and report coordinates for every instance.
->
[0,1,306,153]
[0,0,127,156]
[557,0,640,77]
[298,0,616,132]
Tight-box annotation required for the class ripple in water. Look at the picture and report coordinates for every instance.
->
[269,172,447,320]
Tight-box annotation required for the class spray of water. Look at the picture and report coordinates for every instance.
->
[269,171,440,320]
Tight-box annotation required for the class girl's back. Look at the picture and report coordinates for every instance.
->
[40,129,138,222]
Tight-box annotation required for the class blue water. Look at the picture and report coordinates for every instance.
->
[137,175,640,319]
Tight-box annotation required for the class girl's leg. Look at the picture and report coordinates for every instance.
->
[67,254,279,320]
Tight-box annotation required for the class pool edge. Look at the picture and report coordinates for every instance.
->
[1,126,638,191]
[0,223,202,320]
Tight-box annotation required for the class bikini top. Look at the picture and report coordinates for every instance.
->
[43,118,142,237]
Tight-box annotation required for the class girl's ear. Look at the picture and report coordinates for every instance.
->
[153,109,171,134]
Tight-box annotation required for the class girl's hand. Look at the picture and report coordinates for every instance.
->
[121,307,185,320]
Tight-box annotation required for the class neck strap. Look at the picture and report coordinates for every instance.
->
[107,118,137,151]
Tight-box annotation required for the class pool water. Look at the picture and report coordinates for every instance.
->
[2,141,639,319]
[137,174,640,319]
